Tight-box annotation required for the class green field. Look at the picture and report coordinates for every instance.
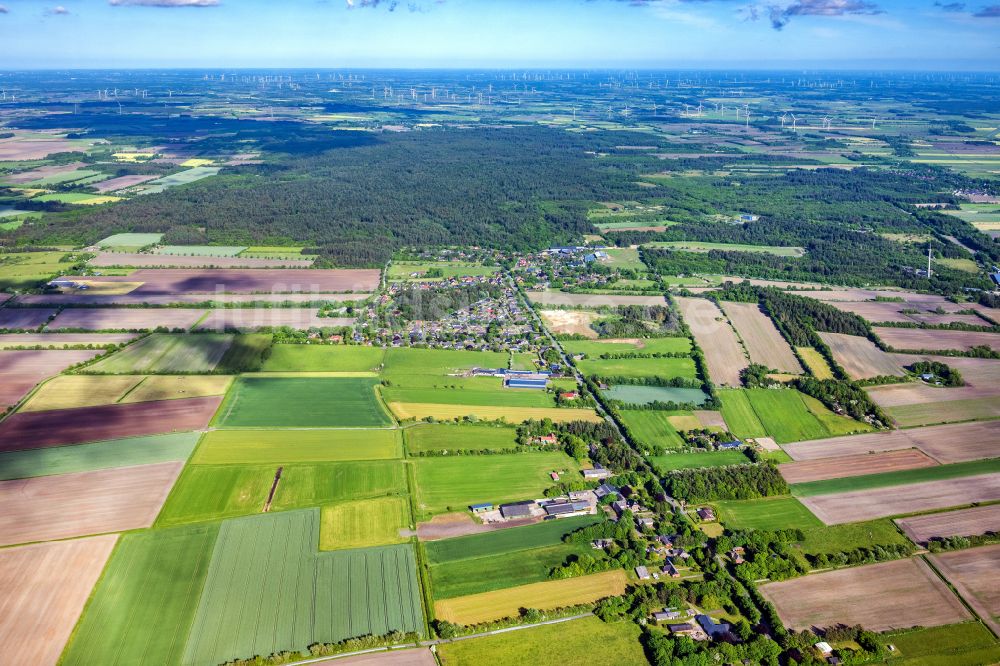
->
[97,232,163,247]
[562,338,691,356]
[387,261,500,281]
[716,495,823,530]
[24,168,102,186]
[796,519,910,555]
[649,450,750,472]
[619,410,686,450]
[643,240,805,257]
[792,458,1000,497]
[216,333,272,373]
[319,496,411,550]
[86,334,234,373]
[575,356,697,380]
[601,247,647,270]
[261,344,385,372]
[405,423,518,453]
[746,389,843,443]
[143,166,220,193]
[383,347,512,378]
[436,615,647,666]
[182,510,424,666]
[0,432,199,480]
[413,452,581,515]
[0,250,74,289]
[382,386,557,408]
[34,192,120,204]
[215,377,391,427]
[271,461,408,510]
[604,385,707,406]
[60,522,220,666]
[192,429,402,464]
[876,623,1000,666]
[426,515,601,564]
[718,390,768,439]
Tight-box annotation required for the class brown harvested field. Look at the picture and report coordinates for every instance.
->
[539,309,600,338]
[694,410,728,429]
[3,161,87,184]
[0,307,58,330]
[526,290,666,307]
[0,349,103,408]
[931,545,1000,634]
[779,448,938,484]
[908,313,990,326]
[783,420,1000,464]
[885,397,1000,428]
[804,289,946,304]
[817,332,905,379]
[0,136,82,160]
[723,301,803,373]
[676,296,746,387]
[800,473,1000,525]
[47,308,207,330]
[17,292,371,306]
[89,252,314,268]
[90,174,158,192]
[0,534,118,666]
[0,462,183,546]
[0,396,222,452]
[416,512,540,541]
[195,308,352,331]
[0,332,138,348]
[760,557,970,632]
[56,268,379,295]
[311,649,437,666]
[874,327,1000,352]
[896,505,1000,544]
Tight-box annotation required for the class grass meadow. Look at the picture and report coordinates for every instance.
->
[716,495,823,531]
[261,344,385,372]
[319,496,411,550]
[405,423,518,453]
[192,429,402,464]
[86,334,234,373]
[718,390,768,439]
[215,377,391,427]
[619,410,687,449]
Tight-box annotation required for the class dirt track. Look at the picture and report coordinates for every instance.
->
[779,448,938,484]
[0,535,118,666]
[896,505,1000,544]
[676,297,746,387]
[760,557,970,631]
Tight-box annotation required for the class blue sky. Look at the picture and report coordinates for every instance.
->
[0,0,998,69]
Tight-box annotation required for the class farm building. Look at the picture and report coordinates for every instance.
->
[469,503,493,514]
[534,434,558,445]
[499,501,535,519]
[505,376,548,389]
[696,615,731,640]
[718,440,743,450]
[543,500,591,518]
[662,561,680,578]
[696,507,716,521]
[635,565,651,580]
[582,465,612,480]
[667,623,699,636]
[654,610,683,623]
[595,483,619,499]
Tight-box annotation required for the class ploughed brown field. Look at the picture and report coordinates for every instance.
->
[778,448,938,484]
[676,296,746,387]
[90,174,158,192]
[0,136,82,160]
[53,268,379,295]
[0,307,58,330]
[930,544,1000,633]
[0,462,183,545]
[760,557,970,632]
[874,326,1000,352]
[0,332,138,347]
[782,420,1000,464]
[800,473,1000,525]
[17,292,371,306]
[817,332,904,379]
[0,396,221,452]
[88,252,314,269]
[526,290,666,307]
[830,300,988,326]
[0,348,103,408]
[195,308,353,331]
[896,504,1000,544]
[4,161,87,184]
[311,649,437,666]
[722,301,803,374]
[804,289,949,304]
[48,308,208,331]
[0,534,118,666]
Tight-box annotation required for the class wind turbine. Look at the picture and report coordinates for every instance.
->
[744,108,751,128]
[871,117,878,129]
[780,113,788,128]
[791,113,798,129]
[117,100,123,115]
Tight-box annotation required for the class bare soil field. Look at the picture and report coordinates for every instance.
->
[760,557,970,631]
[817,332,905,379]
[0,534,118,666]
[58,268,379,295]
[416,512,540,541]
[195,308,351,331]
[48,308,207,330]
[804,289,947,304]
[800,473,1000,525]
[779,449,939,484]
[908,313,990,326]
[0,136,82,160]
[723,302,803,373]
[0,307,58,330]
[874,327,1000,352]
[826,300,917,323]
[694,410,728,429]
[0,462,182,545]
[0,348,103,408]
[0,332,138,347]
[540,309,600,338]
[676,297,746,387]
[91,174,158,192]
[526,290,666,307]
[311,649,437,666]
[89,252,314,268]
[896,505,1000,544]
[783,421,1000,463]
[931,545,1000,635]
[0,396,222,452]
[17,292,371,306]
[4,161,87,184]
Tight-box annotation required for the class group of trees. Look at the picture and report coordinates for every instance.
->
[661,463,788,502]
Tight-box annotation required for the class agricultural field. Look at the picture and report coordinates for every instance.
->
[215,377,391,427]
[818,332,905,379]
[745,388,870,443]
[574,355,697,379]
[879,623,1000,666]
[0,461,184,546]
[216,333,272,373]
[760,557,970,631]
[619,409,687,449]
[716,496,823,531]
[60,523,219,666]
[526,290,666,307]
[604,385,708,406]
[0,332,138,347]
[722,301,803,373]
[319,496,411,550]
[874,326,1000,353]
[389,402,600,423]
[795,346,835,379]
[413,451,581,515]
[387,261,500,281]
[436,615,647,666]
[21,374,231,411]
[404,423,517,453]
[896,504,1000,544]
[261,344,385,372]
[141,166,220,193]
[181,510,423,666]
[192,429,402,464]
[649,450,750,472]
[85,334,234,373]
[434,569,628,625]
[196,308,351,331]
[779,449,939,485]
[0,348,104,409]
[48,308,209,331]
[794,519,912,556]
[643,241,805,256]
[675,296,746,387]
[717,389,768,439]
[791,459,1000,497]
[96,232,164,249]
[540,308,601,337]
[0,535,118,666]
[930,545,1000,627]
[561,337,692,356]
[382,346,512,378]
[0,251,76,290]
[154,245,247,257]
[0,432,199,480]
[0,307,57,329]
[382,385,557,408]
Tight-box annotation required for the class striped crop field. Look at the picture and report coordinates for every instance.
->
[389,402,601,423]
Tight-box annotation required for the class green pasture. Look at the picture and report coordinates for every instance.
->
[260,344,385,372]
[575,356,697,380]
[0,250,73,289]
[214,377,391,427]
[319,496,411,550]
[382,386,556,408]
[96,232,163,248]
[619,410,686,450]
[426,515,601,564]
[604,385,707,406]
[142,166,220,193]
[795,519,910,555]
[642,241,805,257]
[387,261,501,281]
[270,461,408,510]
[191,429,402,464]
[562,337,691,356]
[383,347,512,377]
[878,622,1000,666]
[154,245,246,257]
[405,423,518,453]
[716,495,823,531]
[216,333,272,373]
[718,390,768,439]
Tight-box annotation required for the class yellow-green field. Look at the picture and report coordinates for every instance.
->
[389,402,602,423]
[191,429,402,464]
[119,375,233,403]
[21,374,231,412]
[319,497,411,550]
[796,347,835,380]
